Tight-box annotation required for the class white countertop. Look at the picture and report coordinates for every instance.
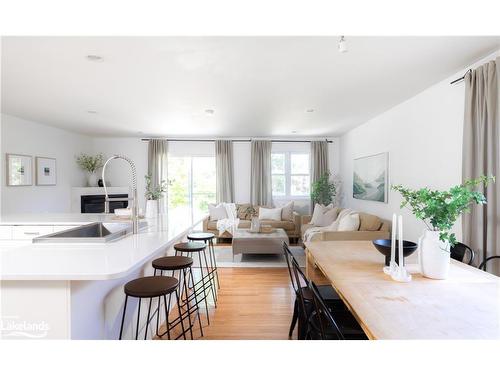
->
[0,213,203,281]
[0,213,115,225]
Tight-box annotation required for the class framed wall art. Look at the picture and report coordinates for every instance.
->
[6,153,33,186]
[36,157,57,186]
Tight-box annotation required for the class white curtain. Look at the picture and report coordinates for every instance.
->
[250,140,272,206]
[147,139,168,213]
[462,58,499,275]
[215,140,235,203]
[311,140,329,184]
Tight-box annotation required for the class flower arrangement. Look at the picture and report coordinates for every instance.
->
[392,175,494,245]
[311,171,337,206]
[75,153,104,173]
[145,174,168,200]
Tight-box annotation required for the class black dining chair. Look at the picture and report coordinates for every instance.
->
[307,280,367,340]
[478,256,500,272]
[450,242,475,265]
[283,243,345,339]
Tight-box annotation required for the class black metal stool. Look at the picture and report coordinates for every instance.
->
[187,232,219,296]
[173,241,216,324]
[151,256,204,339]
[119,275,186,340]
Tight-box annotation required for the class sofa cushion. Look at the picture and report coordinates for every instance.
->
[208,203,227,221]
[260,220,295,231]
[359,213,382,231]
[207,219,252,231]
[236,204,255,220]
[310,204,340,226]
[276,201,294,221]
[258,207,282,221]
[337,212,360,231]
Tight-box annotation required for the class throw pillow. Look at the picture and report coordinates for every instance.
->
[208,203,228,221]
[358,213,382,231]
[310,204,339,227]
[277,201,294,221]
[337,212,360,232]
[258,207,282,221]
[236,204,255,220]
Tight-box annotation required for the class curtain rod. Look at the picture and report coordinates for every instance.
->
[450,69,472,85]
[140,138,333,143]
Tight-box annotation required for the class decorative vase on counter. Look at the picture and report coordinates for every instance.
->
[418,230,450,279]
[145,199,159,218]
[87,172,98,187]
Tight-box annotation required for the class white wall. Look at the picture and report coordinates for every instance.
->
[339,49,500,242]
[1,113,92,214]
[90,137,149,209]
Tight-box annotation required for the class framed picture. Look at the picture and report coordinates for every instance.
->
[353,152,388,203]
[36,157,57,186]
[6,153,33,186]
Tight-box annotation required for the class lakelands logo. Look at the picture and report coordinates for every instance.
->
[1,316,50,338]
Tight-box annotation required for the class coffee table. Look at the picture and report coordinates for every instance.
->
[232,228,289,259]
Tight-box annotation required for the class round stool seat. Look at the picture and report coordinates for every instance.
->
[174,241,206,252]
[153,256,193,271]
[187,232,215,241]
[124,276,178,298]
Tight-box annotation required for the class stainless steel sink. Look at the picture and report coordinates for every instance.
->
[32,222,136,243]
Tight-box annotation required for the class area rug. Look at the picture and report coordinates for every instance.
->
[212,245,306,268]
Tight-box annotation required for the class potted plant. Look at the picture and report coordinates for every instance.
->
[311,171,337,206]
[75,153,104,187]
[144,174,168,218]
[392,175,494,279]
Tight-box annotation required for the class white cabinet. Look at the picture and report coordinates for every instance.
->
[12,225,54,240]
[0,226,13,240]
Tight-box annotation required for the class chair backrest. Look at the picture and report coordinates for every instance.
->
[450,242,475,265]
[478,256,500,271]
[290,257,310,324]
[283,242,299,294]
[309,281,344,340]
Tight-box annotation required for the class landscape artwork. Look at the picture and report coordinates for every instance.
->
[353,152,388,203]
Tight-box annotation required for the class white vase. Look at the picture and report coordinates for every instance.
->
[418,230,450,279]
[145,200,159,218]
[87,172,98,187]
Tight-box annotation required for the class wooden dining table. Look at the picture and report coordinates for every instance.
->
[305,240,500,339]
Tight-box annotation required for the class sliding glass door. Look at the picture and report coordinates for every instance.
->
[168,156,216,225]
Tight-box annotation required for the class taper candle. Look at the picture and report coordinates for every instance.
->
[398,215,403,266]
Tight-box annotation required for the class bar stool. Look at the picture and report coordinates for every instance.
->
[187,232,219,294]
[151,255,204,339]
[174,241,216,324]
[119,275,186,340]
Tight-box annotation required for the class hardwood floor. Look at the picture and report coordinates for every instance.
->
[162,267,296,340]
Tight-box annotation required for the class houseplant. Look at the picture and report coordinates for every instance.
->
[75,153,104,187]
[392,175,494,279]
[144,174,168,218]
[311,171,337,206]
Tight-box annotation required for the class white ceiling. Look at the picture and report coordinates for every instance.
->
[2,36,499,138]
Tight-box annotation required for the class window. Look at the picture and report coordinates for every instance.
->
[272,152,310,198]
[167,156,216,224]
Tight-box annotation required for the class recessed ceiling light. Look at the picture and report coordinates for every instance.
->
[87,110,98,114]
[86,55,103,62]
[291,130,298,134]
[338,36,348,53]
[306,109,315,113]
[205,109,215,115]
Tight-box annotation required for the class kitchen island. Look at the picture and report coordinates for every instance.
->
[0,213,203,339]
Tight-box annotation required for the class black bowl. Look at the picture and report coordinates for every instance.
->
[372,239,418,266]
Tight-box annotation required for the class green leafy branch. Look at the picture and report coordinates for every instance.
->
[145,174,168,200]
[392,175,494,245]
